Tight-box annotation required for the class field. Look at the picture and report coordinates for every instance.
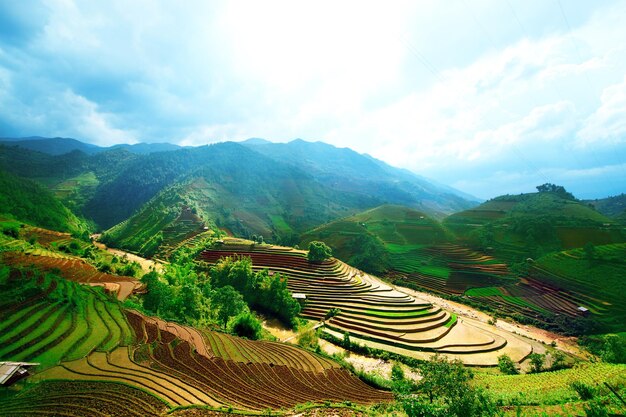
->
[198,238,533,366]
[0,268,134,368]
[0,262,391,413]
[473,362,626,407]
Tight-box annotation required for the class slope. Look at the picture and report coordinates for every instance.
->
[0,169,88,236]
[242,139,480,216]
[300,205,452,275]
[443,191,624,261]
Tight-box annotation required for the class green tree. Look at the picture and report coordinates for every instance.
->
[497,354,518,375]
[584,242,596,261]
[536,183,576,200]
[400,355,499,417]
[550,351,567,370]
[307,241,332,263]
[211,285,247,326]
[230,311,262,340]
[528,353,545,373]
[391,363,405,381]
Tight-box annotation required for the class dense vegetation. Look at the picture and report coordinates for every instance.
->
[0,169,88,236]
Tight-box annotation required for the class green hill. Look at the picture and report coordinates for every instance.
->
[0,169,88,236]
[443,191,625,261]
[300,205,452,275]
[531,243,626,332]
[585,193,626,218]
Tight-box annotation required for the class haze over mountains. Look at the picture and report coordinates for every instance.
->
[0,136,479,249]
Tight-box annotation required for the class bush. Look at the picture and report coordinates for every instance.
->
[2,226,19,238]
[230,312,262,340]
[570,381,595,400]
[391,363,405,381]
[497,354,518,375]
[297,329,319,350]
[528,353,544,373]
[307,241,332,263]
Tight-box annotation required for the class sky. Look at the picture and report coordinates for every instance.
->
[1,0,626,199]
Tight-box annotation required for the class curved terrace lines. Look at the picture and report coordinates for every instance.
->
[199,240,533,364]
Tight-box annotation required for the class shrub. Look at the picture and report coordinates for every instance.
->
[570,381,595,400]
[307,241,332,263]
[391,363,405,381]
[528,353,544,373]
[230,312,262,340]
[497,354,518,375]
[2,226,19,238]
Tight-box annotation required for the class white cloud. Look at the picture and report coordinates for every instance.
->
[577,75,626,147]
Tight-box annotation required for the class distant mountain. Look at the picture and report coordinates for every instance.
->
[0,137,183,155]
[242,139,479,217]
[443,190,624,261]
[0,137,102,155]
[0,137,482,256]
[0,168,88,235]
[584,193,626,218]
[109,142,183,154]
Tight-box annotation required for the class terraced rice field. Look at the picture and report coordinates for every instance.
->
[391,243,513,295]
[0,380,167,417]
[155,206,207,258]
[198,239,532,365]
[36,309,392,411]
[1,251,142,300]
[0,273,134,368]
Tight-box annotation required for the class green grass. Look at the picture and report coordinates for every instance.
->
[473,362,626,406]
[363,309,431,318]
[444,313,457,327]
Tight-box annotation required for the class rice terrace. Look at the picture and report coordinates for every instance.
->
[2,1,626,416]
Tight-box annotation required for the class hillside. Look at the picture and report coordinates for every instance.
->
[300,205,452,275]
[585,193,626,218]
[443,191,624,261]
[0,136,183,155]
[244,139,479,217]
[0,169,88,236]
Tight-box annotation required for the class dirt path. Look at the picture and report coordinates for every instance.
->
[393,283,585,357]
[91,234,164,274]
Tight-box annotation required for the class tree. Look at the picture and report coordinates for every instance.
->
[584,242,596,261]
[307,241,332,263]
[211,285,247,326]
[528,353,545,373]
[391,363,405,381]
[550,351,567,370]
[400,355,499,417]
[536,183,576,200]
[497,354,519,375]
[342,331,351,349]
[230,312,262,340]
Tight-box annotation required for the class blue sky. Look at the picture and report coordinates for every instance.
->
[1,0,625,199]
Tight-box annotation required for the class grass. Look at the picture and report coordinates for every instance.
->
[363,309,431,318]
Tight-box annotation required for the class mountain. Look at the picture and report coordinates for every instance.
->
[99,143,384,256]
[0,168,88,236]
[242,139,480,217]
[0,137,481,256]
[300,204,452,274]
[443,190,624,261]
[0,136,183,156]
[109,142,183,154]
[0,137,102,155]
[585,193,626,218]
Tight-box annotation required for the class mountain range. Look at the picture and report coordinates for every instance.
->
[0,136,479,255]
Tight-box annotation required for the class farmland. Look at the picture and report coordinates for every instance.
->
[198,238,533,366]
[0,259,392,414]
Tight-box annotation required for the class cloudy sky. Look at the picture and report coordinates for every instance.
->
[1,0,625,199]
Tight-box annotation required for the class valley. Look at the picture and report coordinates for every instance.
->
[0,137,625,416]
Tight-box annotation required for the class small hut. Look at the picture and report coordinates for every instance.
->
[0,362,39,386]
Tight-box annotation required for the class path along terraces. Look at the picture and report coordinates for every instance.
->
[198,239,533,366]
